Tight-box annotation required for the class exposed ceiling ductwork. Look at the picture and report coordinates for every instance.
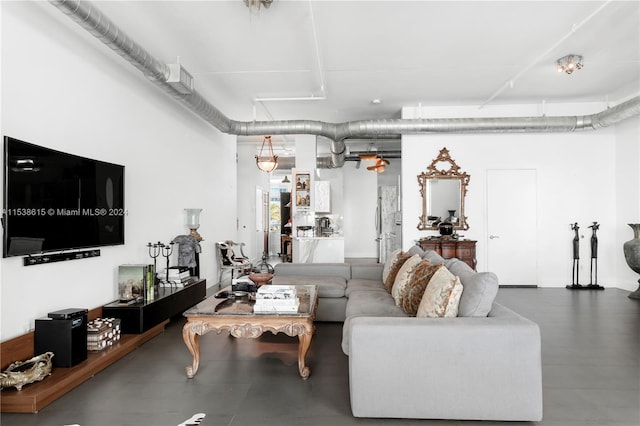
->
[50,0,640,168]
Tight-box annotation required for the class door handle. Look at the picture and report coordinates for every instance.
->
[489,235,500,239]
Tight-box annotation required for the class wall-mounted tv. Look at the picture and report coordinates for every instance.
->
[3,136,125,257]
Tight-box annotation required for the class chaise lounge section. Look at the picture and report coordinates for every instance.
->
[272,246,543,422]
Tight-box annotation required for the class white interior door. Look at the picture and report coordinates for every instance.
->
[487,169,538,286]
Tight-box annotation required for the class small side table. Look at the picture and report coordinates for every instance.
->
[281,235,292,262]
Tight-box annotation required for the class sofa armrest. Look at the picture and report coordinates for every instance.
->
[347,303,542,421]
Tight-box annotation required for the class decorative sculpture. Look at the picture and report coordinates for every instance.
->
[0,352,54,391]
[172,235,201,277]
[587,222,604,289]
[567,222,604,290]
[566,222,581,289]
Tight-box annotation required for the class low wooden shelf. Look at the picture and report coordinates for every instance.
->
[1,279,206,413]
[1,320,167,413]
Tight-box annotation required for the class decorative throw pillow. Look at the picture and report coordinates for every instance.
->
[391,254,423,306]
[383,252,411,292]
[382,249,402,284]
[416,267,463,318]
[401,262,444,316]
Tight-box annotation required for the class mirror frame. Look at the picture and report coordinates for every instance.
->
[417,147,471,231]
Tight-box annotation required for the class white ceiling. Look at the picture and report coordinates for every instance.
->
[70,1,640,153]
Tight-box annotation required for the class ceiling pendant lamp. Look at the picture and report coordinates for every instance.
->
[359,143,378,161]
[366,157,389,173]
[255,136,278,173]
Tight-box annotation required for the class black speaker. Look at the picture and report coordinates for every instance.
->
[35,308,88,367]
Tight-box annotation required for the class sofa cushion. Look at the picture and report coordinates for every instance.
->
[346,278,386,297]
[407,245,424,257]
[346,290,406,319]
[384,252,412,292]
[461,276,499,317]
[417,267,463,317]
[274,262,351,280]
[391,254,422,306]
[345,289,405,318]
[270,275,346,298]
[401,262,444,316]
[351,263,384,281]
[422,249,446,265]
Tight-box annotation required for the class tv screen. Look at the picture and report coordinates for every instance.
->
[3,136,125,257]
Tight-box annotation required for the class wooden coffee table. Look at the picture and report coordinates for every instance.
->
[182,285,318,380]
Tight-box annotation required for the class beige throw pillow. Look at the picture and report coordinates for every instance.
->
[383,252,412,292]
[382,249,402,284]
[391,254,422,306]
[401,261,443,316]
[416,267,463,318]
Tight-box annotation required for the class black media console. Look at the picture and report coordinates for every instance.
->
[103,279,206,334]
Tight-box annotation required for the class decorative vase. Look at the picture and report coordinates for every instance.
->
[623,223,640,300]
[439,222,453,236]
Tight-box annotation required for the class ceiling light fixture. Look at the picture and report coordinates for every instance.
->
[366,157,390,173]
[281,175,290,184]
[556,54,583,75]
[255,136,278,173]
[243,0,273,15]
[359,142,377,161]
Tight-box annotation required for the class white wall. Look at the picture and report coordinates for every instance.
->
[1,2,237,340]
[237,143,270,260]
[402,102,636,289]
[615,114,640,292]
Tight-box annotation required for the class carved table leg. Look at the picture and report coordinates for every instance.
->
[182,321,202,379]
[297,331,313,379]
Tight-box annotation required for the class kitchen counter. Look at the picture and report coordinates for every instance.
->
[293,236,344,262]
[293,235,344,240]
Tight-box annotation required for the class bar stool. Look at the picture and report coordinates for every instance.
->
[281,235,292,262]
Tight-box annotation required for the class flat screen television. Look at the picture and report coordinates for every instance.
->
[3,136,125,257]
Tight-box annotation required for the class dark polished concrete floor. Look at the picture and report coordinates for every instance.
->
[2,288,638,426]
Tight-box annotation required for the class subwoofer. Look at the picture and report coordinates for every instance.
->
[35,308,88,367]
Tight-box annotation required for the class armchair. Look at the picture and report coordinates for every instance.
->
[215,241,253,285]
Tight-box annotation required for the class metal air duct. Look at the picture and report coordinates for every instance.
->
[50,0,640,168]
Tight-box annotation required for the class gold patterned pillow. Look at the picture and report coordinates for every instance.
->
[382,249,402,284]
[383,252,411,292]
[417,267,463,317]
[391,254,423,306]
[401,262,443,316]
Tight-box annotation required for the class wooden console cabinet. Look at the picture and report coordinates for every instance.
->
[418,238,477,270]
[1,279,207,413]
[103,279,206,334]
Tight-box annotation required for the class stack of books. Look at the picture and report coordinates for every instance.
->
[118,264,154,302]
[158,266,194,286]
[254,285,299,313]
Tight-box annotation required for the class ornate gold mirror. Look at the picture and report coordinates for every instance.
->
[418,147,470,231]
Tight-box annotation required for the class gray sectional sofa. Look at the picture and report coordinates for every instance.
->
[272,246,543,422]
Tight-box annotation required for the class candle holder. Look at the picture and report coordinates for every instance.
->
[185,208,203,242]
[147,241,163,285]
[161,242,174,284]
